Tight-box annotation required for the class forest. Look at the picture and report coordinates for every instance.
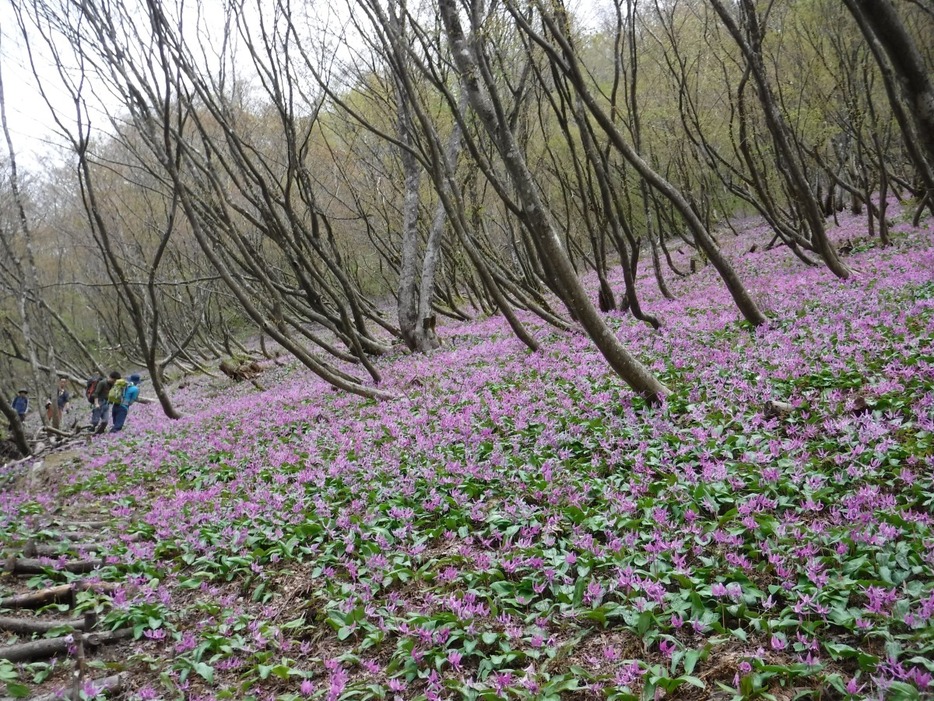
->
[0,0,933,698]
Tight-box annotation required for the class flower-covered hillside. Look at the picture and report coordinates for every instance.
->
[1,208,933,701]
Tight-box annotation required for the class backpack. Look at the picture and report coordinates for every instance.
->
[85,377,100,404]
[107,379,129,405]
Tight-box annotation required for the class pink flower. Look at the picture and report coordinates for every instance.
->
[844,676,864,695]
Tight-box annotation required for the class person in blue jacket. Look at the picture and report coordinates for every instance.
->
[11,389,29,421]
[110,374,141,433]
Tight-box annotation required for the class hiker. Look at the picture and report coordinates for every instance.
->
[11,389,28,422]
[110,374,140,433]
[91,371,120,433]
[56,377,70,417]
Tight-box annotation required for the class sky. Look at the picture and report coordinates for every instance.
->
[0,6,65,170]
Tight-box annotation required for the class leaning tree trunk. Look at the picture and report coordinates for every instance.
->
[708,0,851,280]
[511,2,766,327]
[0,401,30,459]
[439,0,668,402]
[842,0,934,211]
[851,0,934,167]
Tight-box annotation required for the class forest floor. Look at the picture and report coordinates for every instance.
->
[1,204,933,701]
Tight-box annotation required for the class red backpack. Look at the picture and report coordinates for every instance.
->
[85,377,100,404]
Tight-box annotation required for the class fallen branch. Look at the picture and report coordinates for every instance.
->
[0,616,86,635]
[220,358,264,382]
[46,520,114,529]
[5,558,103,576]
[21,542,109,558]
[0,582,120,609]
[42,426,76,439]
[56,532,94,542]
[0,628,130,662]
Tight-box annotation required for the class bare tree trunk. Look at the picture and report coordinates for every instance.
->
[516,3,766,327]
[708,0,851,280]
[842,0,934,211]
[849,0,934,166]
[439,0,668,402]
[394,62,431,351]
[0,400,30,458]
[0,47,51,412]
[623,0,673,304]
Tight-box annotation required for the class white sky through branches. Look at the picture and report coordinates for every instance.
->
[1,0,604,171]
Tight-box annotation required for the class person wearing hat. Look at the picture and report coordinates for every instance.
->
[11,389,29,422]
[110,374,141,432]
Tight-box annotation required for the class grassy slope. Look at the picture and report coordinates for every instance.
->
[1,207,933,701]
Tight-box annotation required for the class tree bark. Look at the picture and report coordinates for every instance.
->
[5,558,103,575]
[0,617,86,635]
[842,0,934,209]
[851,0,934,166]
[0,401,29,459]
[0,582,120,610]
[0,630,129,663]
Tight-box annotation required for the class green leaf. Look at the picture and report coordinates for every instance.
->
[5,682,30,698]
[636,611,655,637]
[907,656,934,672]
[192,662,214,684]
[678,675,705,689]
[885,681,921,701]
[683,650,701,675]
[823,642,857,660]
